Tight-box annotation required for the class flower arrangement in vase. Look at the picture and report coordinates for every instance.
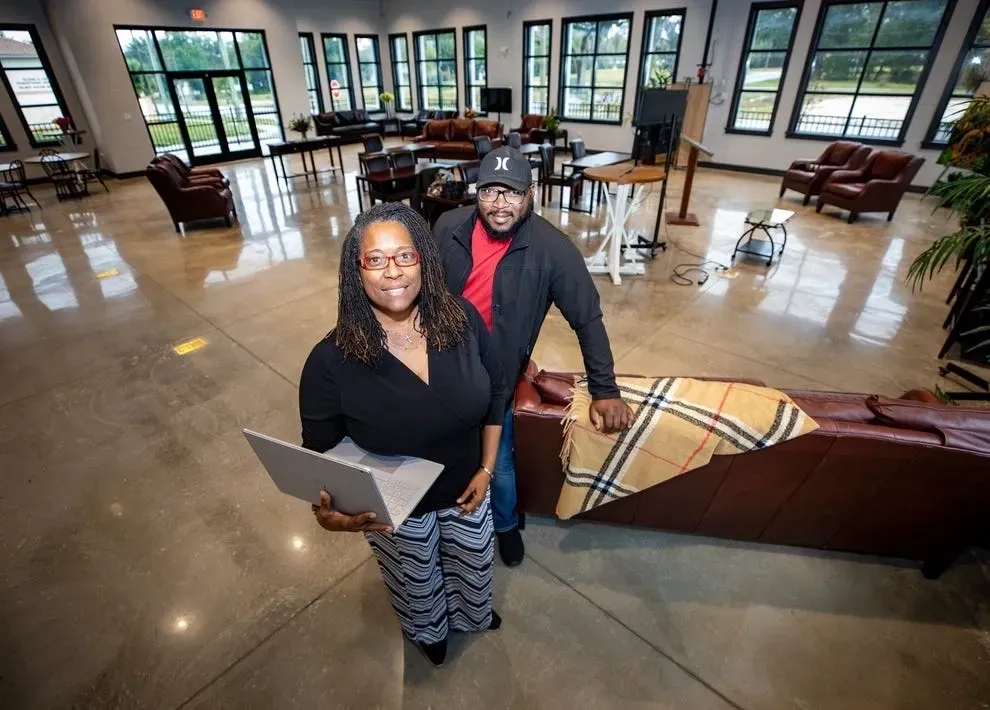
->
[288,114,312,140]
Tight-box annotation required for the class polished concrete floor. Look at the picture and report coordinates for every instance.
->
[1,145,988,710]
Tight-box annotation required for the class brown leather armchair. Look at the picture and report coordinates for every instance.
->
[779,141,871,205]
[511,114,546,143]
[151,154,229,188]
[512,362,990,579]
[146,160,236,232]
[816,149,925,223]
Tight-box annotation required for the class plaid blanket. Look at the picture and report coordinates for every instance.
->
[558,376,819,519]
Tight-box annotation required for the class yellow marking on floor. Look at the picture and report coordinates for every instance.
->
[173,337,208,355]
[95,268,120,279]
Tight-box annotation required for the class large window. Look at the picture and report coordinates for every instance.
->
[926,0,990,144]
[389,33,413,112]
[414,29,457,111]
[727,2,802,134]
[788,0,951,143]
[115,27,283,161]
[356,35,383,111]
[523,21,552,115]
[0,25,73,147]
[322,33,354,111]
[463,26,487,113]
[558,13,633,123]
[299,32,323,114]
[637,10,684,94]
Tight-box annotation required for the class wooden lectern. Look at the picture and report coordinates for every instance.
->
[666,135,713,227]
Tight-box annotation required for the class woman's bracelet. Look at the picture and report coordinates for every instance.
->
[480,465,494,479]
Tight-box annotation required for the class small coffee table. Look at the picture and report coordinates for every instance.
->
[732,208,795,267]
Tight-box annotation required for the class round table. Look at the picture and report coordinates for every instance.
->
[582,164,666,285]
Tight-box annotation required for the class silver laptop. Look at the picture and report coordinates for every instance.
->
[243,430,444,529]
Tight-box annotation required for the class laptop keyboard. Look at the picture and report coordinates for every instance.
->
[375,476,424,518]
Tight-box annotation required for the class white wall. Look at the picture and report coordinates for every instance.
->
[0,0,91,167]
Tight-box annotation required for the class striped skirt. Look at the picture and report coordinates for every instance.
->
[365,493,494,645]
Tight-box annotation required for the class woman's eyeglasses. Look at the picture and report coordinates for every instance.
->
[359,250,420,270]
[477,187,527,205]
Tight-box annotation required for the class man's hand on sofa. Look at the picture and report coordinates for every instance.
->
[590,398,634,433]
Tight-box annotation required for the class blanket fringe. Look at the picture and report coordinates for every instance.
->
[560,377,592,468]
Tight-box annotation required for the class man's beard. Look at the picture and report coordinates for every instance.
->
[479,201,533,241]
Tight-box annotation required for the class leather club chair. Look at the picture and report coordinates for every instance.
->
[146,159,236,232]
[511,114,546,143]
[816,149,925,223]
[511,362,990,579]
[779,141,871,205]
[151,154,229,189]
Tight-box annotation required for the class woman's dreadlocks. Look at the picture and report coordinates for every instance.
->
[332,202,468,365]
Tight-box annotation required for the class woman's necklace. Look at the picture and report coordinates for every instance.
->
[385,325,422,351]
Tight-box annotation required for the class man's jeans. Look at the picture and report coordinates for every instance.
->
[491,406,518,533]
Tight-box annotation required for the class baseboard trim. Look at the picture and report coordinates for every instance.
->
[105,169,146,180]
[698,160,929,194]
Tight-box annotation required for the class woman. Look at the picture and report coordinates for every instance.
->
[299,202,506,668]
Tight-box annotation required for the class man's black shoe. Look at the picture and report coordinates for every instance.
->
[496,527,525,566]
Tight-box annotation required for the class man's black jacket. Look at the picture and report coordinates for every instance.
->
[433,206,620,400]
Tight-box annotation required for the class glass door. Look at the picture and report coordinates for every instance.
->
[168,71,259,165]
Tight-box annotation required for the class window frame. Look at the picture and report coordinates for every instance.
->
[299,32,324,114]
[785,0,956,146]
[388,32,414,112]
[725,1,803,136]
[321,32,356,112]
[0,23,74,148]
[113,24,285,161]
[522,20,553,116]
[557,12,635,125]
[412,28,459,112]
[636,9,686,104]
[922,0,989,147]
[462,25,488,114]
[354,34,384,112]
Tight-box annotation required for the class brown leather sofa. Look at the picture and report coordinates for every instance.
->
[511,114,547,143]
[414,118,503,159]
[512,363,990,579]
[816,149,925,223]
[146,158,236,232]
[779,141,871,205]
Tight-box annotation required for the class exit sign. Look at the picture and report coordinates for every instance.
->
[189,8,207,22]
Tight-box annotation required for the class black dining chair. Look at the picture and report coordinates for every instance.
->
[458,160,481,185]
[0,160,41,212]
[473,135,493,160]
[539,144,583,210]
[40,155,89,201]
[390,150,416,170]
[359,134,386,174]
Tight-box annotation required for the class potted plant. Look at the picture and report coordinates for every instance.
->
[465,108,477,119]
[379,91,395,117]
[288,113,312,140]
[647,66,673,90]
[543,107,561,140]
[908,96,990,355]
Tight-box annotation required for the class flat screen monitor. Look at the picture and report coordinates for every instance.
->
[635,89,688,126]
[481,87,512,113]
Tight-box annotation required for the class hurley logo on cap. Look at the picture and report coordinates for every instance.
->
[494,156,510,171]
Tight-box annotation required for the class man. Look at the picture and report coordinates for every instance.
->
[434,146,634,566]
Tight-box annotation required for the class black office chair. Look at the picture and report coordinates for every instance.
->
[473,135,493,160]
[538,144,582,210]
[458,160,481,185]
[363,133,385,154]
[364,154,391,174]
[0,160,41,212]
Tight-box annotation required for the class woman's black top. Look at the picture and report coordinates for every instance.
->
[299,299,507,517]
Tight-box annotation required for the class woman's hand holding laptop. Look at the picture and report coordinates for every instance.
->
[312,489,394,534]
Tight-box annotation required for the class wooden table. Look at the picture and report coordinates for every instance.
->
[562,151,632,170]
[354,161,462,211]
[23,152,90,164]
[267,137,343,186]
[583,164,666,285]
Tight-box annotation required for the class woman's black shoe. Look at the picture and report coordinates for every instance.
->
[416,637,448,667]
[496,527,525,566]
[488,610,502,631]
